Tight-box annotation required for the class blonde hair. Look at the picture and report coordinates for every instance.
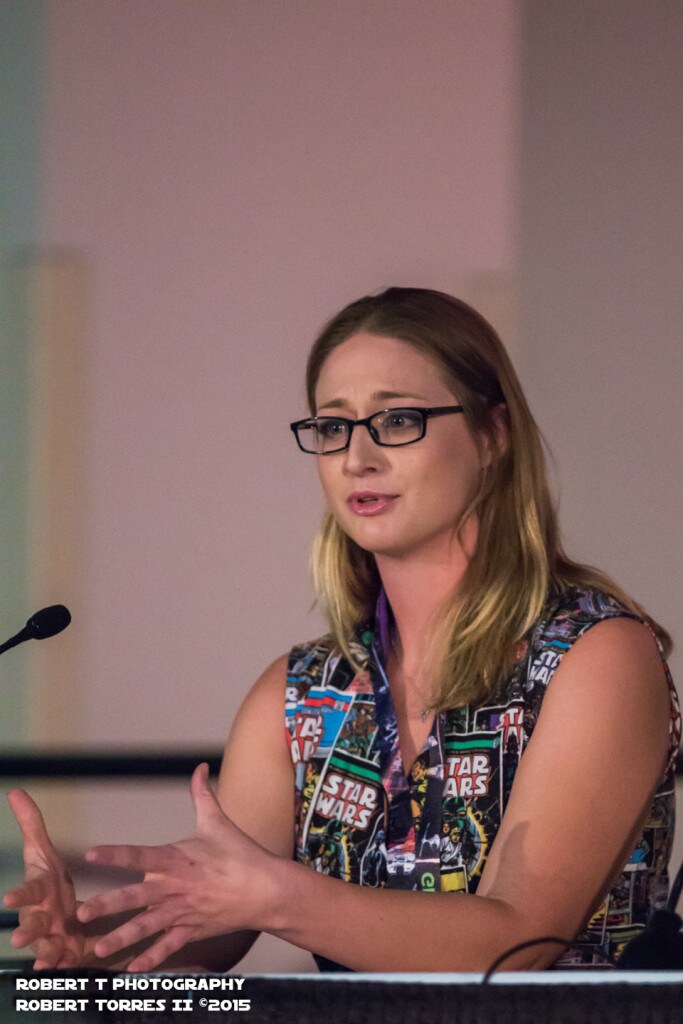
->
[306,287,671,709]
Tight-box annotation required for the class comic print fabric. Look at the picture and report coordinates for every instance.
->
[285,588,681,970]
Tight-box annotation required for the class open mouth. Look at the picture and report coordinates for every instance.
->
[347,492,398,515]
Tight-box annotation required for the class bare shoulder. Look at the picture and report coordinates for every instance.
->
[477,615,671,942]
[528,615,672,795]
[543,615,671,740]
[234,652,291,716]
[561,613,667,673]
[222,651,290,760]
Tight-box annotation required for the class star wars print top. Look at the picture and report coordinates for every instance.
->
[285,588,680,969]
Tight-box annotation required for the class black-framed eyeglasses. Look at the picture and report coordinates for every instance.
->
[290,405,465,454]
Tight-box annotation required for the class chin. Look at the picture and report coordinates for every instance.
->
[334,509,424,560]
[341,518,460,565]
[344,527,415,560]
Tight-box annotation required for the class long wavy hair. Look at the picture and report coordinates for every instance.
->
[305,287,671,709]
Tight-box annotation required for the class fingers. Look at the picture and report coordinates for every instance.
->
[191,761,210,795]
[78,880,167,924]
[11,910,78,970]
[56,948,82,969]
[85,843,175,873]
[3,877,48,909]
[11,909,51,948]
[92,904,187,960]
[7,789,54,851]
[126,926,194,973]
[190,763,227,830]
[32,936,69,971]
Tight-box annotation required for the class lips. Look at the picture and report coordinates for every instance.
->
[347,491,399,516]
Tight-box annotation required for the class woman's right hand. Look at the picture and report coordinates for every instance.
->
[3,789,84,969]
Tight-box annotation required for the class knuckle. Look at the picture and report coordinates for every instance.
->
[82,898,100,918]
[130,918,147,941]
[35,938,58,961]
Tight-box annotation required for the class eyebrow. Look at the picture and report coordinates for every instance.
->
[317,389,428,411]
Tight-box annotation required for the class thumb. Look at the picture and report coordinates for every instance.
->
[7,789,54,850]
[190,763,224,829]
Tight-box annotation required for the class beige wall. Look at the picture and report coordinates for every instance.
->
[35,0,518,749]
[518,0,683,909]
[3,0,680,972]
[10,0,519,972]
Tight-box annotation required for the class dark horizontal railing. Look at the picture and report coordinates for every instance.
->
[0,749,224,778]
[0,748,681,938]
[0,747,681,778]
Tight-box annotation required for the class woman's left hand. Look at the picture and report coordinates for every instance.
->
[77,763,277,971]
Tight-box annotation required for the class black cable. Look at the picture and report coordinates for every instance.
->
[666,858,683,914]
[481,936,574,982]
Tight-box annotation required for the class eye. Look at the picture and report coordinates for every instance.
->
[382,409,422,431]
[316,418,348,439]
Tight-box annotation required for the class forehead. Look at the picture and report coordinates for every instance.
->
[315,332,454,404]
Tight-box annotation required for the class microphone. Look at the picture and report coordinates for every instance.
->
[615,859,683,969]
[616,910,683,970]
[0,605,72,656]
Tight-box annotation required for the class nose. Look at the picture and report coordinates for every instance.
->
[342,422,385,476]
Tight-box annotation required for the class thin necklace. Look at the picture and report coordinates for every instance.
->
[384,626,432,722]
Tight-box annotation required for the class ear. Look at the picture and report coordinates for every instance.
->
[480,403,510,467]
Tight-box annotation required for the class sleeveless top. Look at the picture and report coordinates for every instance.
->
[285,588,681,970]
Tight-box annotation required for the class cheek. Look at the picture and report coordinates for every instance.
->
[418,443,483,504]
[315,458,336,505]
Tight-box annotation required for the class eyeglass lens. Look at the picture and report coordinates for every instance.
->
[297,408,425,453]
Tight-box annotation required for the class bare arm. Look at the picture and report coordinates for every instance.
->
[80,618,671,971]
[164,652,295,970]
[265,617,671,970]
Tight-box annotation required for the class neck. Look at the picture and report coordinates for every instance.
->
[375,520,476,676]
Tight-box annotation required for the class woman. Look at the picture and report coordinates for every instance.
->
[5,287,680,973]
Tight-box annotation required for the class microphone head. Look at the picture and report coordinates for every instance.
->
[27,605,72,640]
